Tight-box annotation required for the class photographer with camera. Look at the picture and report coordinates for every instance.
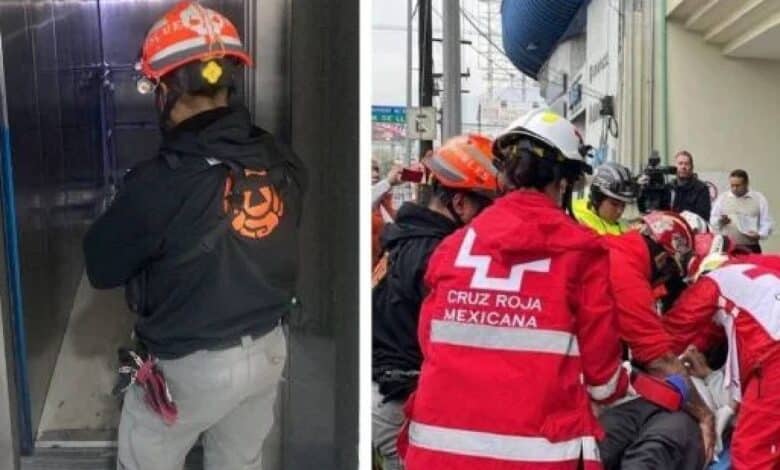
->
[637,150,711,221]
[671,150,711,220]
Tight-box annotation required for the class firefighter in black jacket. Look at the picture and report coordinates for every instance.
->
[372,134,499,470]
[83,3,305,469]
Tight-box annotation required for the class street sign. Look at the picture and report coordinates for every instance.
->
[372,105,407,124]
[406,106,437,140]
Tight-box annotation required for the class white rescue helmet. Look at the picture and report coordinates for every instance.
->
[680,210,712,234]
[492,108,589,164]
[687,252,730,284]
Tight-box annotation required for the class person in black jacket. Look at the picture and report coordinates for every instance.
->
[671,150,711,220]
[83,3,305,469]
[372,134,499,470]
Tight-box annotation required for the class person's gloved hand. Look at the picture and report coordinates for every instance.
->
[637,174,650,186]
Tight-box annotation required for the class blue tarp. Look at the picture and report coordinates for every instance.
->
[501,0,588,79]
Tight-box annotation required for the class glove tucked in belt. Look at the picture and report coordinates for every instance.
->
[114,346,178,425]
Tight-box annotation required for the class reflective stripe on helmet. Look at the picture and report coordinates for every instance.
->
[425,154,467,185]
[424,134,499,194]
[149,36,244,70]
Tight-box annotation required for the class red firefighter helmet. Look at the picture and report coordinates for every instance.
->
[137,1,252,85]
[641,211,695,258]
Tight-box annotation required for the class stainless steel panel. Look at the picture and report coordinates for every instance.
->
[0,33,21,470]
[0,0,104,446]
[287,0,358,468]
[0,297,19,469]
[247,0,290,139]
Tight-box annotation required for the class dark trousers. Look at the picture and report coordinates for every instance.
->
[745,243,762,254]
[598,398,704,470]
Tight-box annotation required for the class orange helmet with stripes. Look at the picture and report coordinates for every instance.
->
[138,1,252,83]
[423,134,499,198]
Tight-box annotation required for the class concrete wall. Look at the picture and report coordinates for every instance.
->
[541,0,622,163]
[583,0,621,157]
[667,23,780,250]
[617,0,655,174]
[540,38,572,115]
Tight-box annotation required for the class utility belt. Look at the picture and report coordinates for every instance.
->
[373,367,420,403]
[204,317,285,352]
[374,368,420,382]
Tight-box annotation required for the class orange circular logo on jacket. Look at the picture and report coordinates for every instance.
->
[223,170,284,239]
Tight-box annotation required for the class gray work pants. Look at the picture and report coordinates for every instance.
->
[372,382,405,470]
[117,325,286,470]
[599,398,704,470]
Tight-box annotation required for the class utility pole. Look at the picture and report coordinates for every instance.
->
[522,74,527,102]
[485,1,494,99]
[419,0,434,159]
[442,0,462,139]
[405,0,413,164]
[477,103,482,134]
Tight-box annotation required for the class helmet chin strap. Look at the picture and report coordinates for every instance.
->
[156,83,182,131]
[446,199,465,226]
[562,182,575,219]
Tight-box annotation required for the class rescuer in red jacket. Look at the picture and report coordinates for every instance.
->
[664,249,780,469]
[400,109,630,470]
[598,212,715,468]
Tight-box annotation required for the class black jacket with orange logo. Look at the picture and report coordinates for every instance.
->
[84,106,306,358]
[372,203,458,402]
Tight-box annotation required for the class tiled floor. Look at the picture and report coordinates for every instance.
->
[36,274,134,440]
[21,447,203,470]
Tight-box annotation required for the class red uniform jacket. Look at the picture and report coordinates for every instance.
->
[604,232,675,365]
[664,255,780,401]
[403,191,629,470]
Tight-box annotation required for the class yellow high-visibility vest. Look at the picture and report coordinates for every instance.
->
[572,198,626,235]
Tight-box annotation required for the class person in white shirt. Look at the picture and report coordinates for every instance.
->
[710,169,774,253]
[372,161,403,210]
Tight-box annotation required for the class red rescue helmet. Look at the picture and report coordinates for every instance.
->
[136,1,251,93]
[641,211,695,259]
[423,134,499,198]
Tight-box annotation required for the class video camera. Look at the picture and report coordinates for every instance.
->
[637,151,676,213]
